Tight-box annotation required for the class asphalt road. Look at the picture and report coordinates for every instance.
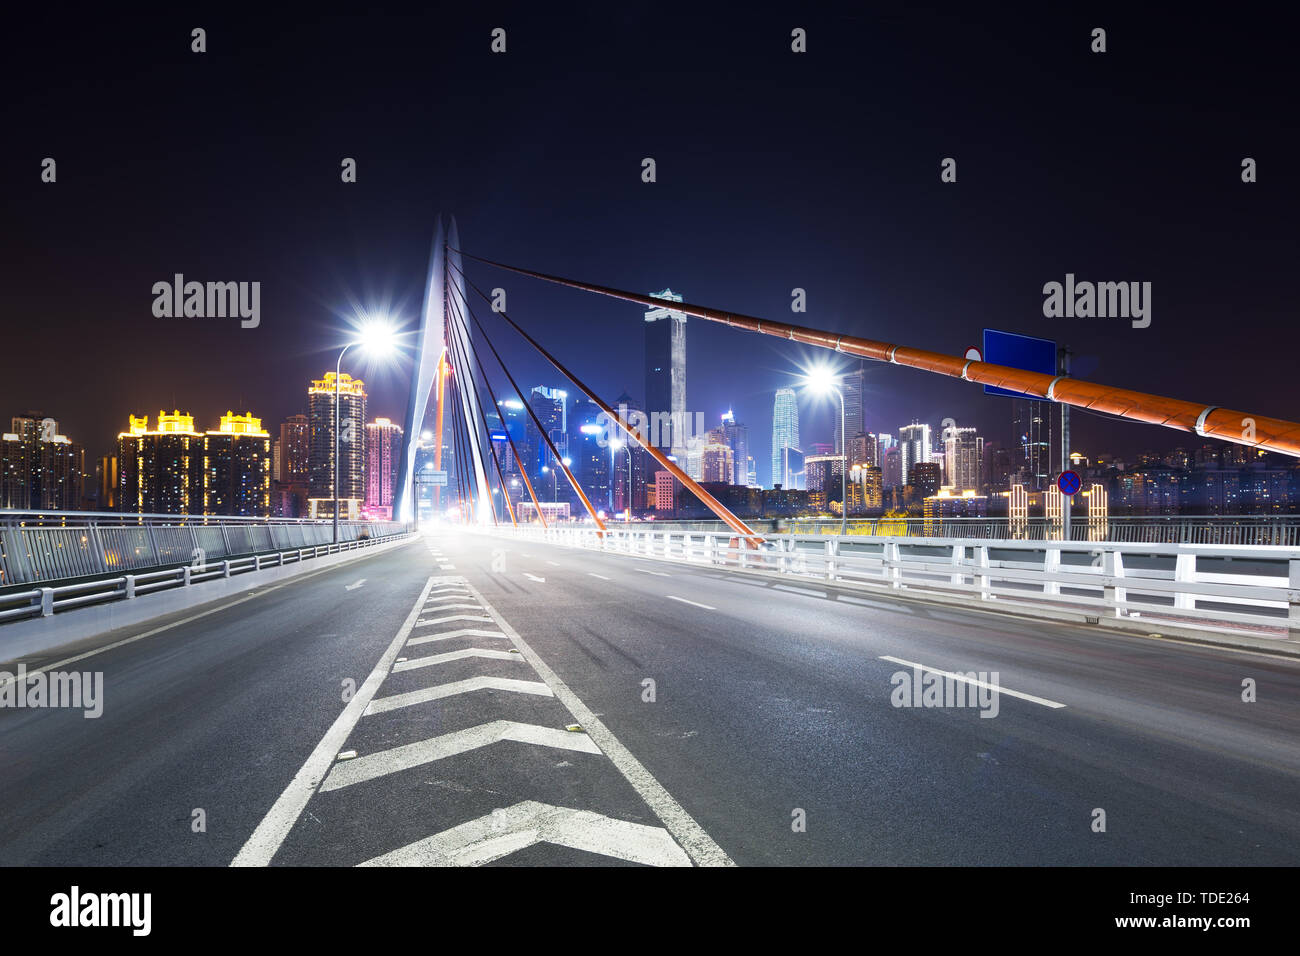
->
[1,526,1297,866]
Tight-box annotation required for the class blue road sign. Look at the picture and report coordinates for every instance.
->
[1057,470,1081,496]
[983,329,1056,399]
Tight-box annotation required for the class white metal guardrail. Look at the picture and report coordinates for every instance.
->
[0,531,414,624]
[0,511,410,587]
[487,525,1300,640]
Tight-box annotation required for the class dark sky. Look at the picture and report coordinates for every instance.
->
[3,5,1296,485]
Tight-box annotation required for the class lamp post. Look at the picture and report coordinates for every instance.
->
[803,368,847,537]
[332,320,398,544]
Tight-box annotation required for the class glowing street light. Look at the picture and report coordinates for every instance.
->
[333,316,399,543]
[801,365,847,537]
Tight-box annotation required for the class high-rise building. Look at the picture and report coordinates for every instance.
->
[203,412,272,516]
[1,414,86,511]
[653,471,676,512]
[719,410,748,487]
[1013,398,1053,490]
[700,427,735,484]
[805,455,846,510]
[525,386,567,483]
[308,371,368,519]
[839,365,867,455]
[570,418,610,514]
[364,418,403,519]
[898,422,932,485]
[118,412,206,515]
[771,387,800,488]
[610,391,649,516]
[644,289,688,459]
[278,414,309,483]
[908,461,942,500]
[942,424,984,493]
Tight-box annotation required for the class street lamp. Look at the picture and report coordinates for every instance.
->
[803,366,847,537]
[333,319,397,543]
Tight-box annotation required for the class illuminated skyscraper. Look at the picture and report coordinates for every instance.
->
[644,289,688,459]
[203,412,272,516]
[278,414,309,483]
[700,427,735,484]
[117,412,206,515]
[942,424,984,493]
[898,422,932,484]
[308,372,368,519]
[771,387,800,488]
[839,365,867,455]
[364,418,403,519]
[720,410,749,486]
[1,414,85,511]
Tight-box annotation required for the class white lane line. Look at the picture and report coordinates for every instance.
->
[414,614,494,627]
[345,578,367,591]
[546,560,560,566]
[391,647,522,673]
[463,581,734,867]
[634,567,670,577]
[418,603,483,612]
[358,801,690,867]
[438,564,456,570]
[406,628,508,647]
[365,676,553,716]
[318,720,602,792]
[231,576,436,866]
[523,573,546,583]
[666,595,716,611]
[878,656,1067,709]
[588,572,610,581]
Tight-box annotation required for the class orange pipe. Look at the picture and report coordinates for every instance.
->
[459,252,1300,459]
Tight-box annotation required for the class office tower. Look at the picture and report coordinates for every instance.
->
[307,371,368,519]
[883,445,903,490]
[203,412,272,516]
[653,471,676,512]
[0,414,86,511]
[719,410,749,487]
[644,289,688,458]
[838,365,867,455]
[610,391,649,516]
[570,419,610,513]
[1013,398,1053,490]
[525,386,567,482]
[943,424,984,493]
[908,461,942,500]
[898,422,932,485]
[856,464,883,510]
[804,455,845,510]
[700,427,735,484]
[118,411,206,515]
[364,418,403,519]
[847,432,876,470]
[97,455,118,511]
[771,387,800,488]
[278,414,309,483]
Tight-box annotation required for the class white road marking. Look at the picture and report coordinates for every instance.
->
[463,581,734,867]
[318,720,602,792]
[345,579,367,591]
[878,656,1067,709]
[523,573,546,583]
[546,560,560,567]
[406,628,507,646]
[365,677,554,716]
[588,572,610,581]
[666,595,716,611]
[391,647,522,673]
[634,567,670,577]
[414,614,494,627]
[418,603,483,612]
[231,576,436,867]
[358,801,690,867]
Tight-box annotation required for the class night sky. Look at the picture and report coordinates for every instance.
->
[3,6,1296,485]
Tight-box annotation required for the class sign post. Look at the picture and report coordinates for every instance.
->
[1057,469,1081,541]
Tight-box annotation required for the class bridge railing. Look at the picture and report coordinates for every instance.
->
[0,531,415,624]
[0,511,411,588]
[490,524,1300,641]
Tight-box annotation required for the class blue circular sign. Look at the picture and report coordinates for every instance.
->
[1057,470,1081,496]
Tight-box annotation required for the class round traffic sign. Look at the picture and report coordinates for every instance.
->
[1057,470,1081,496]
[964,346,983,362]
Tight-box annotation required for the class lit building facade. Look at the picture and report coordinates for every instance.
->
[117,412,206,515]
[1,414,85,511]
[771,387,800,488]
[364,417,403,519]
[203,412,272,516]
[644,289,688,459]
[308,371,368,519]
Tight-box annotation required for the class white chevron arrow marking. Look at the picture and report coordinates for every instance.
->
[391,648,522,673]
[406,628,507,647]
[420,603,483,612]
[319,722,602,792]
[358,801,690,867]
[365,676,553,716]
[414,614,494,627]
